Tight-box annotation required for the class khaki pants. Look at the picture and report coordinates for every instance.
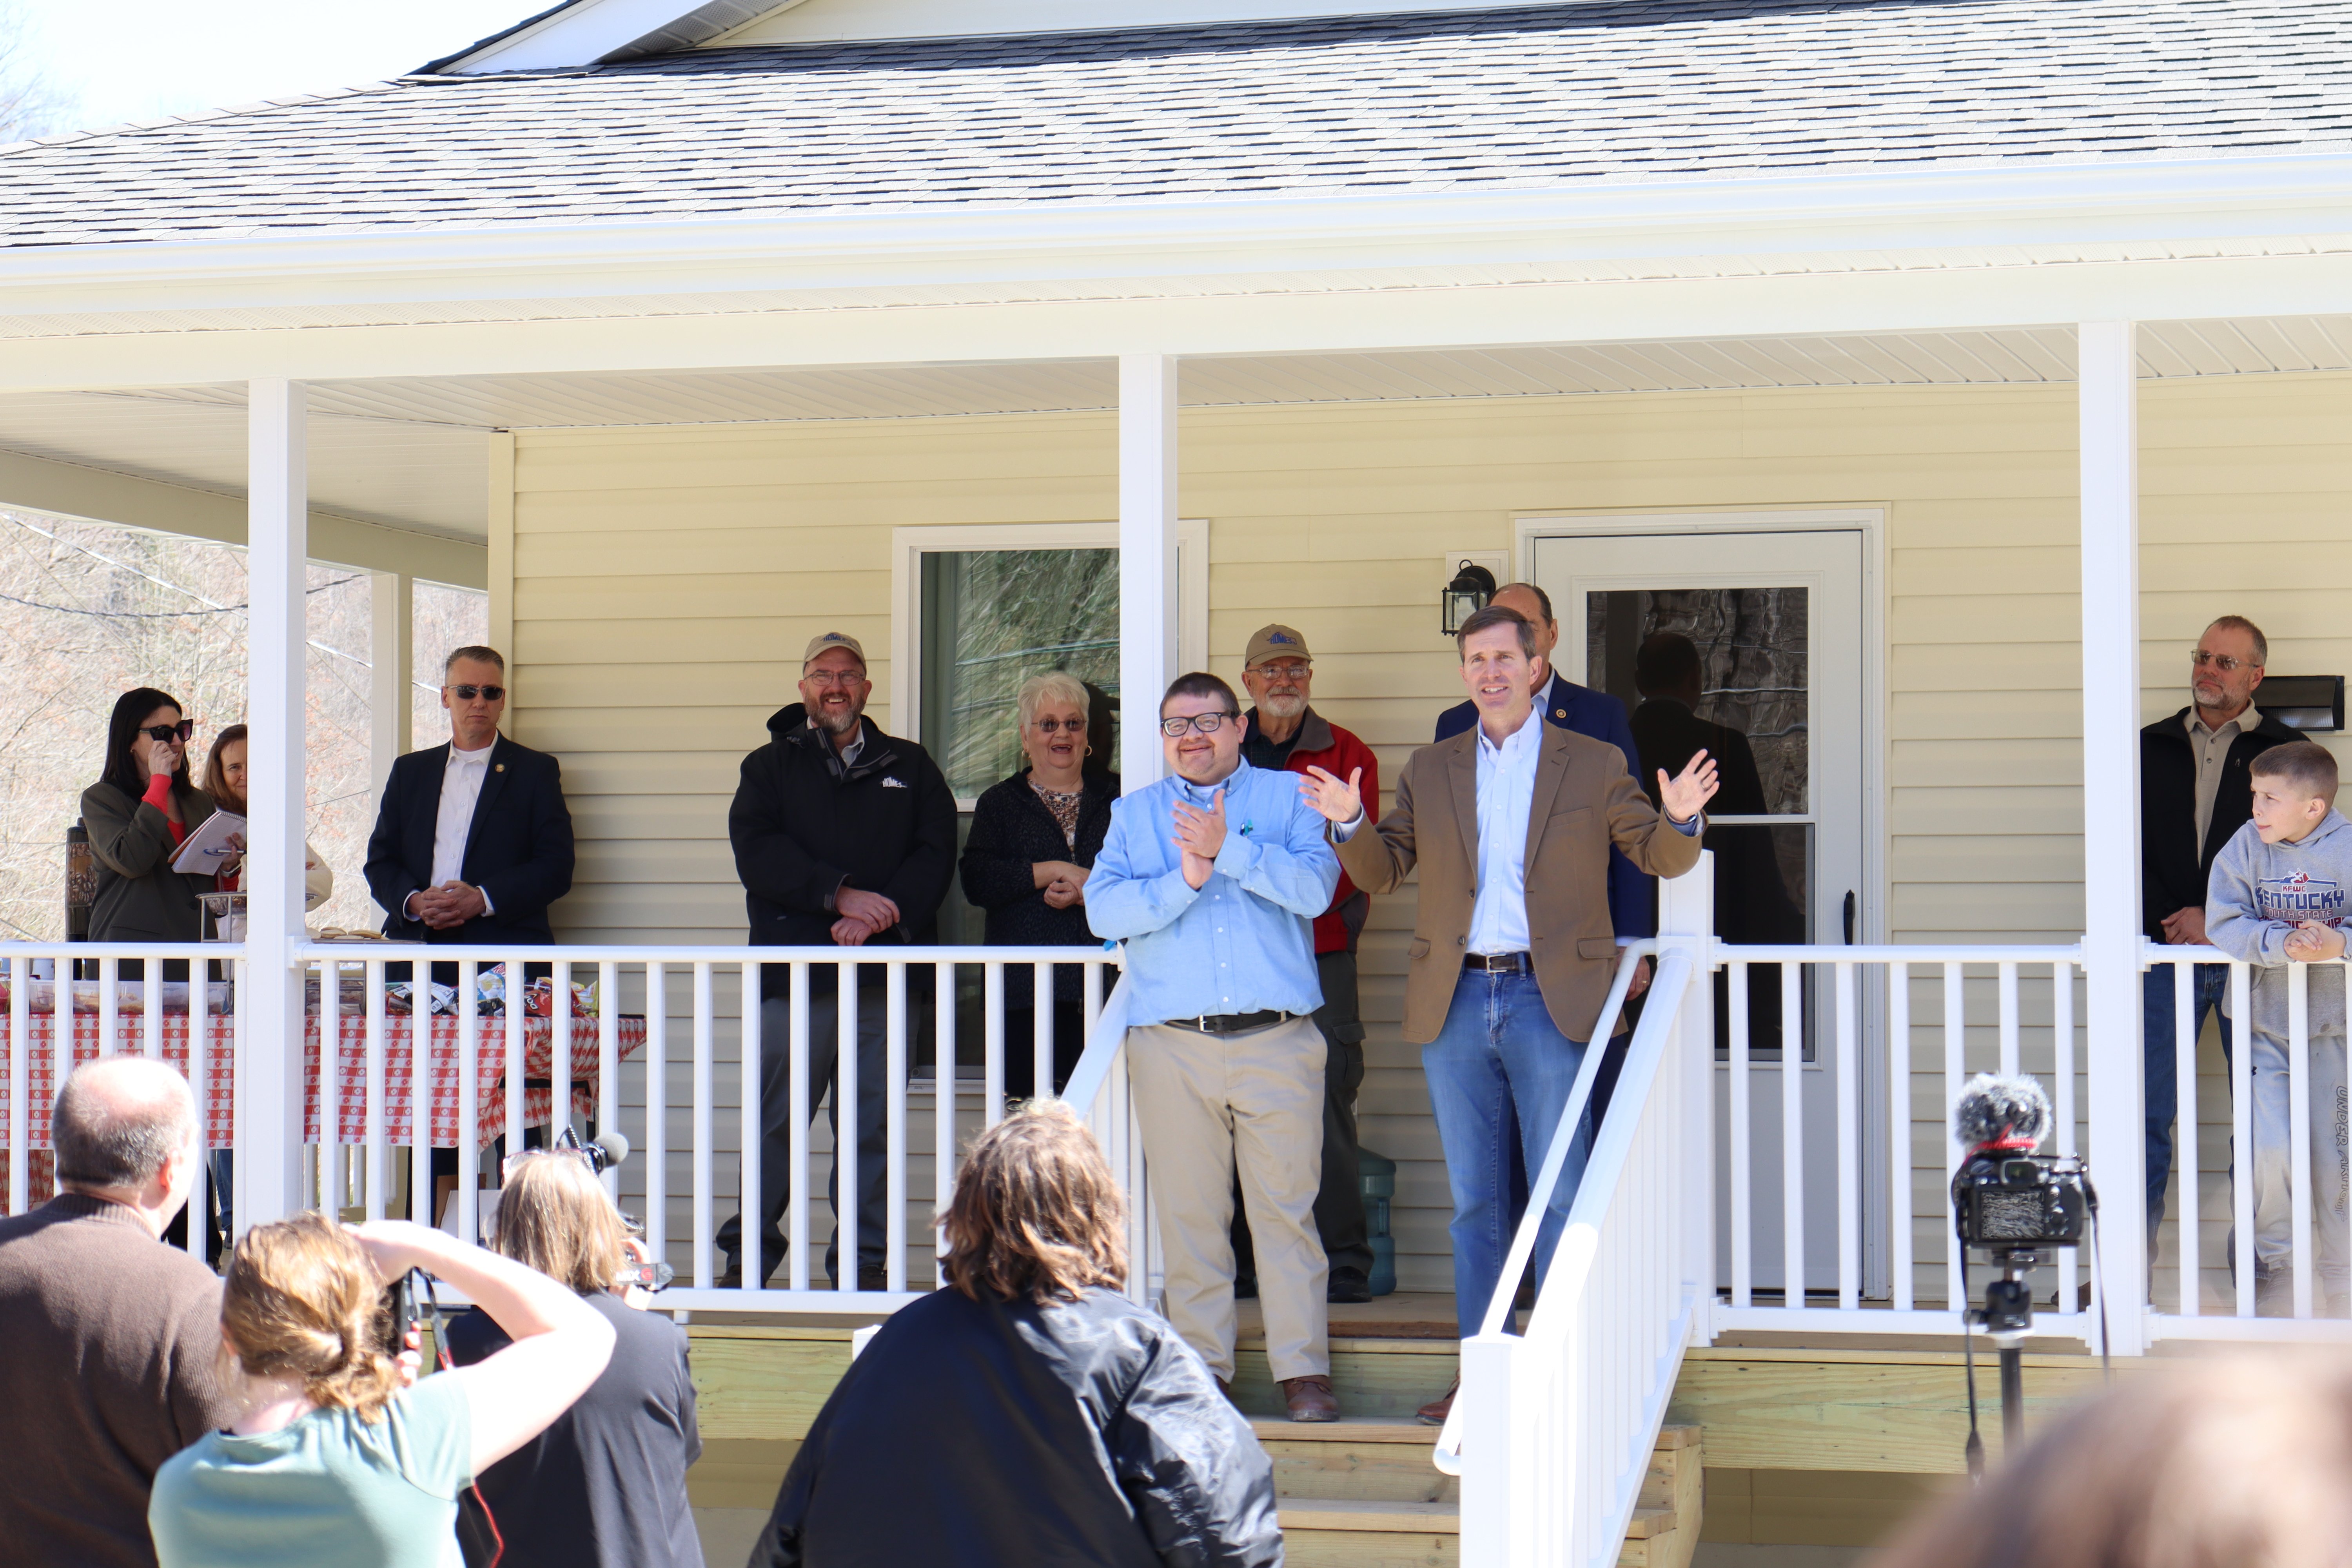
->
[1128,1016,1330,1383]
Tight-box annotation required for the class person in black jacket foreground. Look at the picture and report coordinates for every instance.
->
[718,632,958,1289]
[448,1148,703,1568]
[2139,614,2297,1247]
[959,671,1119,1100]
[753,1101,1281,1568]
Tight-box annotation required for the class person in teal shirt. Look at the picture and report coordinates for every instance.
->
[150,1214,614,1568]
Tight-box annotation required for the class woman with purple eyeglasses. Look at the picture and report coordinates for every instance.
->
[80,686,220,955]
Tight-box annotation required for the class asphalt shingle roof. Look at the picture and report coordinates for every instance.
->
[4,0,2349,248]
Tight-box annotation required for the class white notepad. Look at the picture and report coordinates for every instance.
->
[169,809,248,874]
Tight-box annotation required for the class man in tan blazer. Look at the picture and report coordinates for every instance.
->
[1301,604,1716,1421]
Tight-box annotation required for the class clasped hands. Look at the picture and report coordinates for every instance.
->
[2283,920,2348,962]
[1172,791,1229,889]
[832,884,900,947]
[409,880,487,930]
[1035,860,1092,910]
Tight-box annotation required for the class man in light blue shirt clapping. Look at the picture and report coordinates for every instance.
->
[1089,671,1344,1422]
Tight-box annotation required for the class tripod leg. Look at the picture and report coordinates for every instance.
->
[1998,1346,2025,1453]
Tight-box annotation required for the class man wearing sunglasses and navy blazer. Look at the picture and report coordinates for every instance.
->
[365,646,576,947]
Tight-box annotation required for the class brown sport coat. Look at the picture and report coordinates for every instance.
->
[1336,716,1702,1044]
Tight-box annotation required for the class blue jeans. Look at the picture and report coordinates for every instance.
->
[2144,962,2234,1238]
[1423,969,1590,1335]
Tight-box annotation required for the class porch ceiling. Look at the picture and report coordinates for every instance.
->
[1,316,2347,543]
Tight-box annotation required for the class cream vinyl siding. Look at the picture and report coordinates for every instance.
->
[503,372,2352,1299]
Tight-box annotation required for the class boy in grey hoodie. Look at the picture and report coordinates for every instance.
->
[2206,740,2352,1314]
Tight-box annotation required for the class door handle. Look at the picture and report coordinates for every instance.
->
[1842,890,1856,946]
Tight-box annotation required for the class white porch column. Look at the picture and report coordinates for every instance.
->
[369,571,413,802]
[1118,354,1178,791]
[244,380,309,1229]
[2078,321,2147,1350]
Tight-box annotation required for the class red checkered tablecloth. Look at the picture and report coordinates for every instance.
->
[0,1014,643,1151]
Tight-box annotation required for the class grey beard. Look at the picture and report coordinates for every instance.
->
[1260,694,1306,717]
[814,703,864,737]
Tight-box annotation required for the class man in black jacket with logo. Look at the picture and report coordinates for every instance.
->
[2140,614,2296,1249]
[719,632,956,1290]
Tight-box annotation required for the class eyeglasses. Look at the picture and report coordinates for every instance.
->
[801,670,865,688]
[2192,650,2256,674]
[1254,662,1311,682]
[140,721,194,743]
[1033,716,1086,734]
[447,684,506,702]
[1160,712,1239,738]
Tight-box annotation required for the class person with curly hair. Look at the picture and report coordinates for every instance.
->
[752,1102,1280,1568]
[148,1214,614,1568]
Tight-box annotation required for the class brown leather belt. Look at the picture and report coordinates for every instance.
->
[1463,952,1532,974]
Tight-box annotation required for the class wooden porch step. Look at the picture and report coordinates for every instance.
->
[1271,1423,1702,1568]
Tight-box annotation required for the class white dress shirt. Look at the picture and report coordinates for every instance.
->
[1467,711,1543,956]
[408,739,497,918]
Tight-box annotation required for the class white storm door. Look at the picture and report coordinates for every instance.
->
[1534,526,1870,1299]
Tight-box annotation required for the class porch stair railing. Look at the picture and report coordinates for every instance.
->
[1433,855,1712,1568]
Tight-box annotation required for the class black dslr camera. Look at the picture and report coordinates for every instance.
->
[1952,1150,2089,1250]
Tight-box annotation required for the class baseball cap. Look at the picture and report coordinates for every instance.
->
[1244,624,1313,669]
[800,632,867,669]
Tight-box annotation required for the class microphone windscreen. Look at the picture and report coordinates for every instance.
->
[1952,1073,2051,1149]
[593,1130,630,1169]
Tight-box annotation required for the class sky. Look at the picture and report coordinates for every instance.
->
[20,0,535,134]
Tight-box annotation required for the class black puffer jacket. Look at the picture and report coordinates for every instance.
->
[730,704,956,998]
[753,1285,1280,1568]
[2140,704,2300,941]
[959,769,1120,1004]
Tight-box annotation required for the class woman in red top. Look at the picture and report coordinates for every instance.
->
[79,687,218,957]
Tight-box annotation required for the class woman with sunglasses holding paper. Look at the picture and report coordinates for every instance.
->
[80,687,218,960]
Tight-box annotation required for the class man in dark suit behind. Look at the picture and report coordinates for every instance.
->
[364,646,575,946]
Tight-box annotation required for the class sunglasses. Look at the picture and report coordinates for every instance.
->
[447,684,506,702]
[1033,717,1086,734]
[140,721,195,743]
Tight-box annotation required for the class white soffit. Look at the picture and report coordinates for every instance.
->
[0,391,490,539]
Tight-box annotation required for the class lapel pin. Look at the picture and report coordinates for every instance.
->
[495,763,505,772]
[1554,708,1566,719]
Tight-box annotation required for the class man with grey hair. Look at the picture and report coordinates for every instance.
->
[0,1056,234,1568]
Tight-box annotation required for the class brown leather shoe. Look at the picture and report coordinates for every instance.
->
[1416,1377,1459,1426]
[1282,1375,1340,1423]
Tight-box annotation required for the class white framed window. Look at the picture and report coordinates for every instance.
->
[889,520,1207,808]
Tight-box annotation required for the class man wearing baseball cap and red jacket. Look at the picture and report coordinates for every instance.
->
[1235,624,1382,1303]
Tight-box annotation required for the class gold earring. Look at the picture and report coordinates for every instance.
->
[1083,744,1094,757]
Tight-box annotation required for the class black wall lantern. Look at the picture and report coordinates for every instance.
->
[2261,674,2347,733]
[1442,561,1497,636]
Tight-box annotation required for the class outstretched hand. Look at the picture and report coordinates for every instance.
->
[1300,765,1364,825]
[1659,749,1719,825]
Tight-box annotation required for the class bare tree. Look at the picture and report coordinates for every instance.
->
[0,0,72,143]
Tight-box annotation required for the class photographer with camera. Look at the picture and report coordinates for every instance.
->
[445,1148,704,1568]
[148,1213,613,1568]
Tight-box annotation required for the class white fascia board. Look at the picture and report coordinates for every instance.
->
[3,153,2351,320]
[444,0,713,72]
[13,250,2352,396]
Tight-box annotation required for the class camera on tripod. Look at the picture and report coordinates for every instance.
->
[1948,1073,2101,1471]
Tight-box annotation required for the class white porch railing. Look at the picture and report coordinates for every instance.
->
[2145,942,2352,1338]
[2,938,1129,1313]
